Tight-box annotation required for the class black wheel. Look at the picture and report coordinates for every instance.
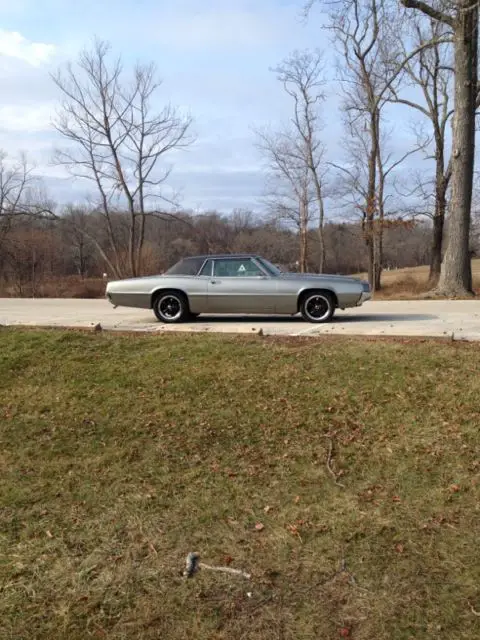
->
[300,291,335,323]
[153,291,189,323]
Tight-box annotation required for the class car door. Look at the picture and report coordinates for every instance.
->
[207,258,277,314]
[186,258,214,313]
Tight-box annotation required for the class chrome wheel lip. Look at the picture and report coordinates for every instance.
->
[158,295,183,321]
[303,294,331,322]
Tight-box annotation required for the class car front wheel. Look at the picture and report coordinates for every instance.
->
[153,291,190,323]
[300,291,335,323]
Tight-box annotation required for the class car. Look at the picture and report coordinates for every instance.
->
[105,254,371,323]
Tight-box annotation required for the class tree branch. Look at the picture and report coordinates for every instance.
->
[400,0,455,28]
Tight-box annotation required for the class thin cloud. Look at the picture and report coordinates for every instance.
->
[155,8,275,50]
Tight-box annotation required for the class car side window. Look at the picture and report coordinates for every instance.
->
[213,259,264,277]
[198,259,213,277]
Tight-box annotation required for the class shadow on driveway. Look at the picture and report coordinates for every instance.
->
[336,313,438,323]
[186,313,439,325]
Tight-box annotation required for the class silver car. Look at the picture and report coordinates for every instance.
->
[105,254,371,323]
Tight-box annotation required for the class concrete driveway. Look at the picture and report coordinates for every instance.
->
[1,298,479,340]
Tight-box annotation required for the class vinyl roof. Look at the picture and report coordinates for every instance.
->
[182,254,260,260]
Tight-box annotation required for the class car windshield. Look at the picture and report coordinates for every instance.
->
[165,257,205,276]
[257,257,282,276]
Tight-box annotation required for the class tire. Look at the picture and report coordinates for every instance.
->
[300,291,335,323]
[152,291,190,323]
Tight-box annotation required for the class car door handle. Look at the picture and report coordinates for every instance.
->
[210,280,220,284]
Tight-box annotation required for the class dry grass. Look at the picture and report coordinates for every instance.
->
[1,329,480,639]
[353,259,480,298]
[0,276,105,299]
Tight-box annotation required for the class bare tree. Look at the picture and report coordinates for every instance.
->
[330,0,398,290]
[386,15,453,287]
[52,39,194,278]
[272,50,329,272]
[256,126,314,271]
[400,0,477,296]
[305,0,452,289]
[0,152,45,291]
[0,152,34,241]
[61,206,96,278]
[331,118,425,259]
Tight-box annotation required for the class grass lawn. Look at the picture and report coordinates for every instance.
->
[1,329,480,639]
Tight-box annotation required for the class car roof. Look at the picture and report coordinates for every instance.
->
[182,254,261,260]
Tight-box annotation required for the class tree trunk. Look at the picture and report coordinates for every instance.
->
[375,138,385,293]
[428,133,448,288]
[79,238,87,280]
[374,220,383,292]
[436,8,477,296]
[366,230,375,288]
[299,226,308,273]
[428,193,446,287]
[318,195,326,273]
[136,213,146,275]
[299,196,308,273]
[365,110,379,291]
[128,211,136,277]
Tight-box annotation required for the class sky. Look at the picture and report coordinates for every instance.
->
[0,0,431,214]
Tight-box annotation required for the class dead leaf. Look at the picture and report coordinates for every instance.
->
[395,543,404,553]
[263,505,272,513]
[254,523,265,531]
[46,530,53,538]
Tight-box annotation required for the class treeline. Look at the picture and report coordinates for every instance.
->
[0,208,437,297]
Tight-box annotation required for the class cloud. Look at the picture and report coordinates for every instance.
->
[0,29,56,66]
[0,2,332,211]
[0,104,54,132]
[155,166,266,212]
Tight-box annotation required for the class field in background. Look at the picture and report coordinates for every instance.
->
[355,258,480,298]
[1,330,480,639]
[0,275,106,299]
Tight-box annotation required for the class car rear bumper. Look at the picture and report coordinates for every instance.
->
[105,291,151,309]
[356,291,372,306]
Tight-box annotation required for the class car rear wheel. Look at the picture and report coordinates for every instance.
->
[153,291,190,323]
[300,291,335,323]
